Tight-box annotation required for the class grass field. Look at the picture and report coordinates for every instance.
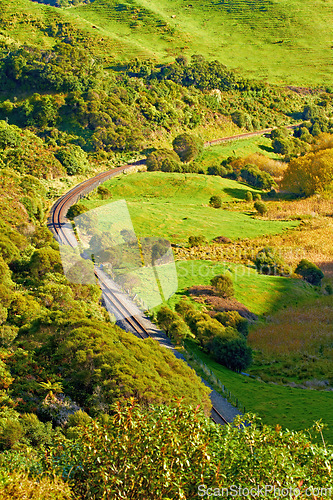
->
[69,0,333,85]
[201,134,282,173]
[168,260,319,317]
[186,340,333,444]
[2,0,333,85]
[82,172,298,244]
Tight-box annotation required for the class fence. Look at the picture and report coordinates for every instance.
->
[185,352,246,414]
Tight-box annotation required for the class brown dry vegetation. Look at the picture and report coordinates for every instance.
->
[230,153,287,179]
[248,297,333,357]
[188,285,257,320]
[174,195,333,276]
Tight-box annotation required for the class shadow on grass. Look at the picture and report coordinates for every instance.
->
[258,144,274,153]
[223,186,260,200]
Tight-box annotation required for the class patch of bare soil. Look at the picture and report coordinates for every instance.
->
[188,286,258,321]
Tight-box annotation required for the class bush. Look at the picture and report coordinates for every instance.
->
[146,149,181,172]
[172,133,203,163]
[245,191,253,202]
[188,235,207,247]
[241,164,276,190]
[55,145,88,176]
[97,185,111,200]
[207,164,228,177]
[254,247,290,276]
[253,193,261,201]
[254,201,267,215]
[66,203,87,219]
[295,259,324,286]
[209,195,222,208]
[210,274,234,298]
[214,311,249,337]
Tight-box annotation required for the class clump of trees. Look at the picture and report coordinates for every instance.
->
[146,134,203,173]
[175,298,252,373]
[207,156,276,190]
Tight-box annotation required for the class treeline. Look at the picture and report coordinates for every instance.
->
[128,54,265,92]
[30,0,91,6]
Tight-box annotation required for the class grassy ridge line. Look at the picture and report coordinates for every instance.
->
[70,0,333,84]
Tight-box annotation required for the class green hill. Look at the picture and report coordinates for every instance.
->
[1,0,333,85]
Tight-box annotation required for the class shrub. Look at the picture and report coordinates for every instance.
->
[188,235,207,247]
[97,185,111,200]
[295,259,324,286]
[215,311,249,337]
[209,195,222,208]
[253,193,261,201]
[210,274,234,298]
[172,133,203,163]
[207,164,228,177]
[66,203,87,219]
[254,247,290,276]
[55,145,88,176]
[245,191,253,202]
[146,148,181,172]
[241,164,275,190]
[254,201,267,215]
[212,235,232,244]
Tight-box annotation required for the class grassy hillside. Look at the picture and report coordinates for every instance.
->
[69,0,333,85]
[1,0,333,85]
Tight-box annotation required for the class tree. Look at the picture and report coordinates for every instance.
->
[282,148,333,196]
[295,259,324,286]
[209,336,252,372]
[172,133,203,163]
[231,111,252,130]
[210,274,234,298]
[156,306,178,336]
[55,145,89,176]
[254,200,267,215]
[0,121,21,150]
[146,149,181,172]
[209,195,222,208]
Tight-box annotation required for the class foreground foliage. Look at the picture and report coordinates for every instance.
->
[1,400,332,499]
